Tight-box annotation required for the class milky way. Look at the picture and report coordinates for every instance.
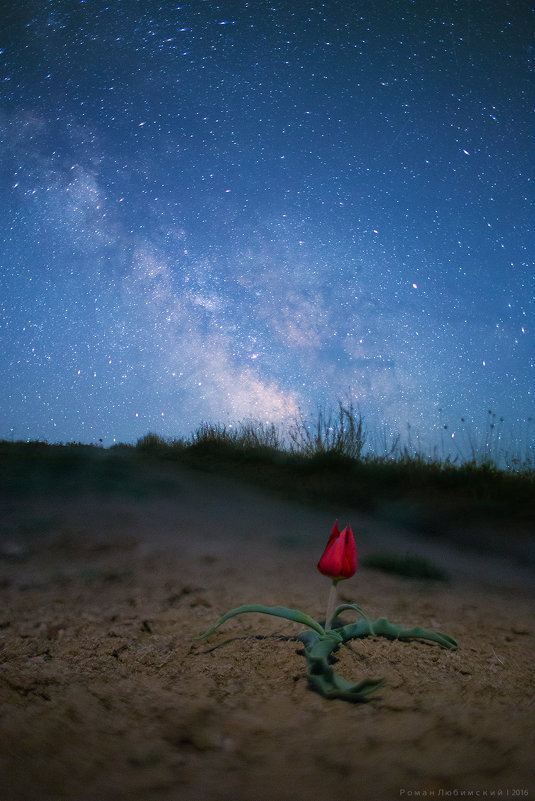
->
[1,1,532,456]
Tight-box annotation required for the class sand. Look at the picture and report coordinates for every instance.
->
[1,460,534,801]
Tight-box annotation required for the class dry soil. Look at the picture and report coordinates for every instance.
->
[1,461,534,801]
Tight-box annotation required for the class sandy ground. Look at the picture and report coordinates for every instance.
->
[1,460,534,801]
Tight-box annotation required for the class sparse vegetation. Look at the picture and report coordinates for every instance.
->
[1,405,533,562]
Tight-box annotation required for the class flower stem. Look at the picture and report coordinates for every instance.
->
[324,581,339,631]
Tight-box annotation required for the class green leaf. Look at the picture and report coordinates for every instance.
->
[297,630,343,658]
[198,604,325,639]
[330,603,375,633]
[336,617,457,650]
[307,670,385,702]
[372,618,458,649]
[297,630,384,702]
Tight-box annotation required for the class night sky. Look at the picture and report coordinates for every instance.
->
[1,1,533,455]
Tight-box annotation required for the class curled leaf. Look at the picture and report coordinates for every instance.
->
[198,603,325,640]
[297,629,384,702]
[329,603,375,633]
[336,617,457,650]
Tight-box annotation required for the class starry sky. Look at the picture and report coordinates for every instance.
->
[1,0,533,454]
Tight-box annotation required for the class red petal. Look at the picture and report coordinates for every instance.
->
[317,523,357,580]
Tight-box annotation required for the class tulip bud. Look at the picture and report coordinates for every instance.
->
[317,521,357,581]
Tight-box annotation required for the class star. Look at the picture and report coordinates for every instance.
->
[0,0,531,459]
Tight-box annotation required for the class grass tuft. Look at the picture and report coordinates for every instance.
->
[288,401,367,460]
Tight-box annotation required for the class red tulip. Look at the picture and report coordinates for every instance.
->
[317,521,357,581]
